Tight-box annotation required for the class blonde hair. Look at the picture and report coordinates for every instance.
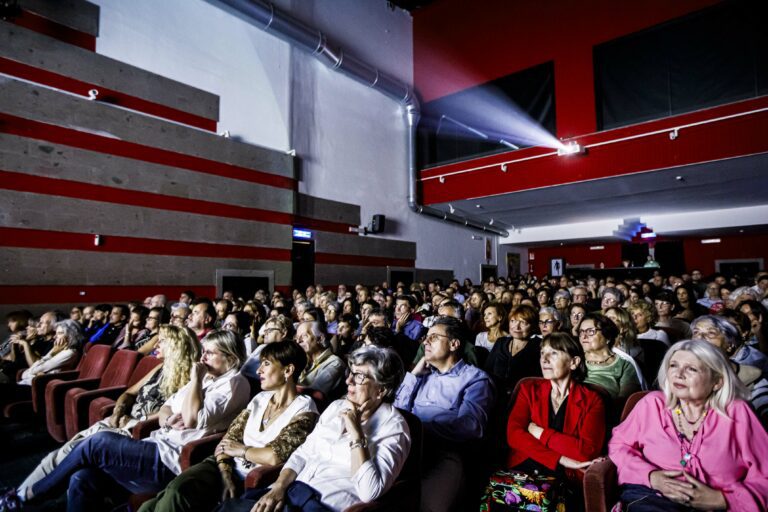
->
[202,329,245,371]
[159,325,200,398]
[658,339,749,417]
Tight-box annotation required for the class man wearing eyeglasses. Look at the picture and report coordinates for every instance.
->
[395,316,495,512]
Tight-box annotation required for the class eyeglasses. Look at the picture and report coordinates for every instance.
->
[539,319,555,325]
[347,370,371,385]
[578,328,600,337]
[570,312,584,318]
[424,333,450,344]
[147,316,160,321]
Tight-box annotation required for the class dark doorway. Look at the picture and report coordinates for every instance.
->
[222,275,271,300]
[653,241,686,275]
[621,243,649,268]
[292,240,315,290]
[718,260,761,279]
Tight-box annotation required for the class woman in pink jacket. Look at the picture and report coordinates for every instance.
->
[609,339,768,511]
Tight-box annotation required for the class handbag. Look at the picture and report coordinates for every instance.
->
[479,469,566,512]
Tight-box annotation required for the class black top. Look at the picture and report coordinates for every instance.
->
[483,336,542,393]
[548,394,569,432]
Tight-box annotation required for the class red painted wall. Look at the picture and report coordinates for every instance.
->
[528,242,623,278]
[527,233,768,279]
[683,234,768,276]
[414,0,721,136]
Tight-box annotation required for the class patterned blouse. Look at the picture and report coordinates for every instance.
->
[130,367,164,420]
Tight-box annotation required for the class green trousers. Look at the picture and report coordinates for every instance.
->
[138,455,242,512]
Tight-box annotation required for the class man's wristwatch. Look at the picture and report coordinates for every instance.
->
[349,438,367,450]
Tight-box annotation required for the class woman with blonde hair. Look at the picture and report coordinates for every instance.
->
[10,325,200,502]
[13,329,249,511]
[609,340,768,511]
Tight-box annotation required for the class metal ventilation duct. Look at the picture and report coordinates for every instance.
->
[216,0,508,237]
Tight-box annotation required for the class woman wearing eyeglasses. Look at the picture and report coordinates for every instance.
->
[219,346,410,512]
[16,330,250,511]
[578,313,640,401]
[537,307,562,338]
[139,340,319,512]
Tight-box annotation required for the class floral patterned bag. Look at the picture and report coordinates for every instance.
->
[479,469,566,512]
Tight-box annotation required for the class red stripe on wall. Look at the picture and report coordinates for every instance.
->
[315,253,414,268]
[7,10,96,51]
[0,57,217,131]
[0,170,294,226]
[0,227,291,261]
[0,113,295,190]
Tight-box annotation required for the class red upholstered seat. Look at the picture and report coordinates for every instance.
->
[43,345,113,440]
[62,349,142,440]
[583,390,651,512]
[84,356,162,426]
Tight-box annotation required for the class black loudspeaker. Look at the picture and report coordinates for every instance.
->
[370,214,386,234]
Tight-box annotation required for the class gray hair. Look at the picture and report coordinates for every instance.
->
[538,306,562,323]
[601,287,624,303]
[55,319,84,349]
[202,329,245,371]
[691,315,740,349]
[553,289,571,301]
[658,340,748,416]
[304,320,329,349]
[347,346,405,403]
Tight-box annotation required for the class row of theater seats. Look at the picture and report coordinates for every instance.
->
[3,346,424,511]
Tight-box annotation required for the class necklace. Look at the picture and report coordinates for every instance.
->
[587,352,615,365]
[261,399,288,429]
[673,406,707,467]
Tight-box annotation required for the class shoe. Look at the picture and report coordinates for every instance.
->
[0,488,21,512]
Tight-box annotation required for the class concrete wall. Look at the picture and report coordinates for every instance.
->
[90,0,491,282]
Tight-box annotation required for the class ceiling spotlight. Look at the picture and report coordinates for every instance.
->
[557,142,586,156]
[448,203,455,214]
[475,204,483,209]
[489,218,494,225]
[669,129,679,140]
[500,163,508,173]
[675,175,685,182]
[438,175,445,183]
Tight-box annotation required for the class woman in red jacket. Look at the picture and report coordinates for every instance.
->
[481,332,606,511]
[506,331,606,473]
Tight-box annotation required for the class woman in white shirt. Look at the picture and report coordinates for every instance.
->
[220,346,411,512]
[20,330,250,511]
[139,339,319,512]
[19,319,82,385]
[474,303,508,350]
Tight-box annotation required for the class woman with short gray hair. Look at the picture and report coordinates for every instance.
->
[19,319,82,385]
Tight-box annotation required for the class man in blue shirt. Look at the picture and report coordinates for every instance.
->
[392,295,425,342]
[395,316,495,511]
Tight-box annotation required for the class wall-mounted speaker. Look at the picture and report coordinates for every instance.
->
[370,214,386,234]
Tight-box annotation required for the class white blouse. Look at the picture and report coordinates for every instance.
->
[147,368,250,474]
[234,391,318,477]
[283,399,411,510]
[19,348,78,385]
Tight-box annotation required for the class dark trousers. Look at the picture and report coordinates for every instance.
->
[620,484,725,512]
[213,481,333,512]
[30,431,176,512]
[138,456,240,512]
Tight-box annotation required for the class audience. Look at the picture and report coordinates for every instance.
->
[1,266,767,511]
[609,340,768,511]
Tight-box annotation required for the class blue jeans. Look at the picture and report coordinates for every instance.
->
[31,431,176,512]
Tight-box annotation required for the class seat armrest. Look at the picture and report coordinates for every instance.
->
[180,432,225,470]
[131,417,160,439]
[45,378,100,421]
[31,370,80,413]
[244,463,284,489]
[583,458,618,512]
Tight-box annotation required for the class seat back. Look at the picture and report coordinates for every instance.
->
[99,350,141,387]
[78,344,113,379]
[620,390,651,422]
[396,408,423,489]
[127,356,162,387]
